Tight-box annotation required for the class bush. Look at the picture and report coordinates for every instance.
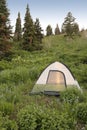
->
[0,60,12,71]
[17,105,76,130]
[17,106,37,130]
[0,67,31,85]
[60,88,84,105]
[77,103,87,124]
[0,113,18,130]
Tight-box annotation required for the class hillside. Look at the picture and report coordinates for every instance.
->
[0,35,87,129]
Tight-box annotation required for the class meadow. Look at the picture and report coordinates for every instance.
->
[0,34,87,129]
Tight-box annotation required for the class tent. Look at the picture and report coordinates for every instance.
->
[31,61,80,95]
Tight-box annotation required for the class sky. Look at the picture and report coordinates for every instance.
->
[7,0,87,34]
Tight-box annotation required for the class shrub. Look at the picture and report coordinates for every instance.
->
[0,113,18,130]
[0,60,12,71]
[77,103,87,124]
[40,112,76,130]
[0,67,31,85]
[17,105,76,130]
[17,106,37,130]
[60,88,83,105]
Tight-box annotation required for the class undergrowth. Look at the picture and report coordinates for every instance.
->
[0,35,87,129]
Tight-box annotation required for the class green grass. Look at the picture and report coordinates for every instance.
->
[0,34,87,129]
[0,35,87,101]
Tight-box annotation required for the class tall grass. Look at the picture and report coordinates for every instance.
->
[0,35,87,129]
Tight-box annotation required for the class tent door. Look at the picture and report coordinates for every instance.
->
[47,70,66,86]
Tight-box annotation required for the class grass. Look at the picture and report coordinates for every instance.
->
[0,34,87,129]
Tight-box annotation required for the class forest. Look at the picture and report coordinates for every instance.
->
[0,0,87,130]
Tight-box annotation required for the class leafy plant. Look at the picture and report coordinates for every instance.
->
[17,105,76,130]
[77,103,87,124]
[0,113,18,130]
[60,88,84,104]
[0,102,14,116]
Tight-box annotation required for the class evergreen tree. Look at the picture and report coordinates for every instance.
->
[46,25,53,36]
[0,0,12,59]
[55,24,60,35]
[0,0,12,40]
[34,18,43,43]
[14,12,22,41]
[62,12,76,38]
[22,4,34,50]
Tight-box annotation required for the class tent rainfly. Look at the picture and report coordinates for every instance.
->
[31,62,81,95]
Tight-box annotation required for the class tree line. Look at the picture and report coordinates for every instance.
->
[14,10,79,38]
[0,0,83,59]
[14,4,43,51]
[46,12,80,37]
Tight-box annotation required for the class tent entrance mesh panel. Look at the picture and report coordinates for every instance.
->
[47,70,66,86]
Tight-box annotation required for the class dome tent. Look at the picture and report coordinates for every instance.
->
[31,62,81,95]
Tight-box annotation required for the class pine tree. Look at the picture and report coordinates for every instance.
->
[34,18,43,43]
[55,24,60,35]
[0,0,12,59]
[22,4,34,50]
[33,18,43,50]
[62,12,76,37]
[46,25,53,36]
[14,12,22,41]
[0,0,12,40]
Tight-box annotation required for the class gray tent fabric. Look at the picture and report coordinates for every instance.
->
[31,62,81,95]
